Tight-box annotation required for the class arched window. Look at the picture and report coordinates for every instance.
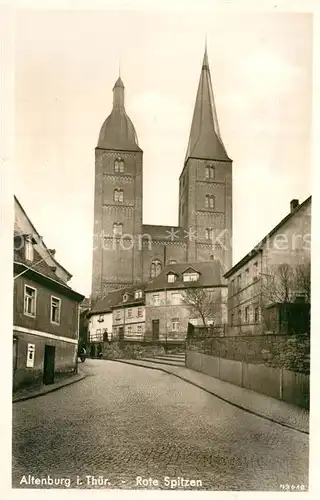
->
[206,165,215,179]
[205,195,215,209]
[113,222,123,236]
[150,260,162,279]
[114,158,125,173]
[114,188,124,202]
[205,228,214,240]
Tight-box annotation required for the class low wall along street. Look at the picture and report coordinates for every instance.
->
[186,334,310,409]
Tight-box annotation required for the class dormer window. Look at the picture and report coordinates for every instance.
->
[24,234,34,262]
[134,290,143,299]
[167,273,176,283]
[183,272,199,282]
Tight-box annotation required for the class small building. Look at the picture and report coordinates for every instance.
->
[87,289,123,344]
[13,219,84,390]
[224,197,311,336]
[112,286,146,341]
[145,261,227,343]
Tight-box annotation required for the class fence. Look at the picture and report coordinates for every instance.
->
[186,333,310,408]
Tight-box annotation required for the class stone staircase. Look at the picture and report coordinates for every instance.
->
[137,352,186,367]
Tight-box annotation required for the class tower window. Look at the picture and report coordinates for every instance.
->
[114,188,124,202]
[114,158,125,173]
[150,260,162,279]
[205,228,214,240]
[206,165,215,179]
[113,223,123,236]
[205,195,215,209]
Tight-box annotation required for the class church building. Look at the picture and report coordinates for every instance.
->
[91,47,233,300]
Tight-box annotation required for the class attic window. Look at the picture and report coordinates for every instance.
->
[98,314,104,323]
[183,272,199,282]
[135,290,143,299]
[24,235,34,262]
[168,274,176,283]
[123,293,128,302]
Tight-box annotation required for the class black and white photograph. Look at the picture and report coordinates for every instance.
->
[2,1,317,494]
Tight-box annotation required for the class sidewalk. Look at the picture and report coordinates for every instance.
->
[13,368,88,403]
[110,358,309,434]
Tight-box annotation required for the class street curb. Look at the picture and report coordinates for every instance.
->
[13,371,88,403]
[108,358,309,435]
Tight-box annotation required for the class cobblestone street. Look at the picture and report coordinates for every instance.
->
[12,360,309,491]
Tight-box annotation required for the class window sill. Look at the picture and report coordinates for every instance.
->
[24,312,36,318]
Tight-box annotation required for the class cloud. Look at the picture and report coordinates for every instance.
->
[241,49,303,96]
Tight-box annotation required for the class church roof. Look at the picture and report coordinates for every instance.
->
[97,77,141,152]
[185,47,230,163]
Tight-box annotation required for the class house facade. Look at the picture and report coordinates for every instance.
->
[145,261,227,342]
[13,219,84,391]
[87,285,146,343]
[112,294,146,341]
[91,48,233,300]
[224,197,311,336]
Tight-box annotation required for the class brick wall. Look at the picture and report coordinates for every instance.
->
[187,333,310,374]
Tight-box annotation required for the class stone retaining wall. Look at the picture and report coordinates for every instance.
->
[186,351,309,409]
[187,333,310,374]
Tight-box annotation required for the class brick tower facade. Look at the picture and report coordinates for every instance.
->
[178,47,232,271]
[91,48,232,301]
[91,77,143,299]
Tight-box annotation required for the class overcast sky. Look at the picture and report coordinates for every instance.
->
[13,10,312,296]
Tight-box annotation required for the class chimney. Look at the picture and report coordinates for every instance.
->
[24,234,34,262]
[49,249,56,256]
[290,199,299,212]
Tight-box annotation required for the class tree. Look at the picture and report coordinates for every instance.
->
[295,260,311,303]
[261,260,311,334]
[181,285,221,335]
[262,259,311,305]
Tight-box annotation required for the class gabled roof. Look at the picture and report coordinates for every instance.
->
[14,243,84,301]
[185,47,230,163]
[89,283,147,315]
[182,266,201,274]
[14,196,72,280]
[146,260,225,292]
[224,195,312,278]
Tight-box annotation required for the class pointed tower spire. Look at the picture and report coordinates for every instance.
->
[185,47,229,162]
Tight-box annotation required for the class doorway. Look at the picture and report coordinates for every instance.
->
[119,326,124,342]
[152,319,160,340]
[43,345,55,385]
